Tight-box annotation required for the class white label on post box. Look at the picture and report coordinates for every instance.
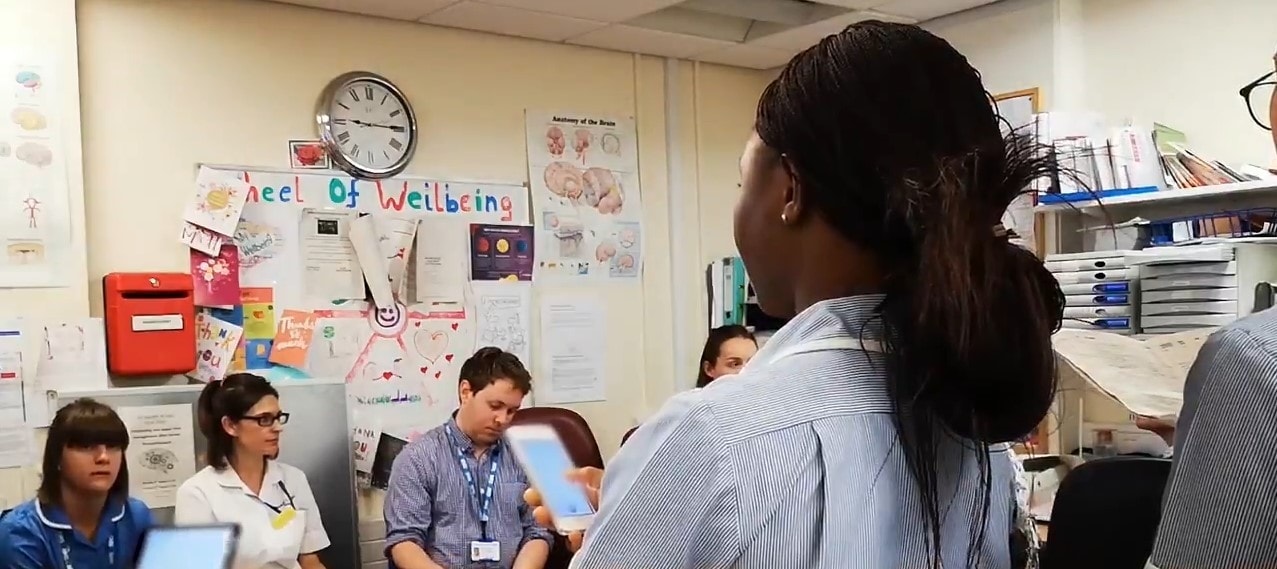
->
[131,314,184,332]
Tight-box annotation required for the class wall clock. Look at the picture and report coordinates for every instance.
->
[315,71,418,179]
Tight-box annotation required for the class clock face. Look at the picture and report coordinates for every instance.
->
[319,75,416,178]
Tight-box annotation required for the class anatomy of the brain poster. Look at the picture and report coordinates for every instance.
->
[525,110,643,281]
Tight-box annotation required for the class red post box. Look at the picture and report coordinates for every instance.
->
[102,272,196,376]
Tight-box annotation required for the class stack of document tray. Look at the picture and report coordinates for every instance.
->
[1126,244,1248,334]
[1047,251,1135,334]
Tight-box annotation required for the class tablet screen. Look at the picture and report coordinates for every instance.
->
[136,525,239,569]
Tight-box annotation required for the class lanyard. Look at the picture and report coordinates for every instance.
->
[445,424,500,539]
[57,531,114,569]
[261,481,297,514]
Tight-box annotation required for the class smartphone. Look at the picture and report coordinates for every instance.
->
[504,424,596,533]
[136,524,240,569]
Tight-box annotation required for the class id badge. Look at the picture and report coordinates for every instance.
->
[271,507,297,530]
[470,540,500,562]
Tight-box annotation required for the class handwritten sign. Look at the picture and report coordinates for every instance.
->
[269,310,316,369]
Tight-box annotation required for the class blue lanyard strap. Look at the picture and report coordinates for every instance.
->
[445,424,500,539]
[57,531,115,569]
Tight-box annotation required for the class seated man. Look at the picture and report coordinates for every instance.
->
[385,347,551,569]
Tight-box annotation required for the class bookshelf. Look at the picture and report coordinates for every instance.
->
[1035,179,1277,212]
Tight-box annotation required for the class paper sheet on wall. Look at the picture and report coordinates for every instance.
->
[116,404,196,508]
[183,166,251,238]
[1052,327,1214,419]
[414,217,467,308]
[536,295,606,404]
[526,110,644,281]
[352,423,381,474]
[349,215,394,310]
[235,203,302,296]
[472,281,533,368]
[190,313,243,383]
[0,60,74,288]
[300,209,365,302]
[372,215,419,301]
[36,319,109,393]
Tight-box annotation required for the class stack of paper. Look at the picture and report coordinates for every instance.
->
[1051,327,1215,419]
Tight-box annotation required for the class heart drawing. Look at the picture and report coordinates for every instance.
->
[413,329,448,363]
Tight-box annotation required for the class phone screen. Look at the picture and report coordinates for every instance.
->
[517,437,596,518]
[137,525,238,569]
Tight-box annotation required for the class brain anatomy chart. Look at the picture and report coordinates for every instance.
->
[526,110,644,281]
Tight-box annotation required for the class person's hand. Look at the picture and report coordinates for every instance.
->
[1134,416,1176,446]
[523,466,603,551]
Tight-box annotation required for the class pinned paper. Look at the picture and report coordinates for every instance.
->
[190,244,241,307]
[184,166,251,237]
[190,313,244,383]
[241,287,275,340]
[269,310,316,369]
[352,424,381,474]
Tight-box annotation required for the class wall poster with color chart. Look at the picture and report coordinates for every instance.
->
[526,110,644,281]
[0,59,73,287]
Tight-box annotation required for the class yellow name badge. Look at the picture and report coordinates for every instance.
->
[271,507,297,530]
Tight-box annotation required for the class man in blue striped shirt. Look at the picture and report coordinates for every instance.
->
[1146,51,1277,569]
[385,347,551,569]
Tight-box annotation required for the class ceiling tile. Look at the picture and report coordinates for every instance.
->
[567,24,735,59]
[422,2,606,41]
[871,0,998,21]
[472,0,685,23]
[326,0,460,20]
[693,44,796,70]
[748,10,914,52]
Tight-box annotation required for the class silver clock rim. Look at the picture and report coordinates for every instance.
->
[314,70,418,180]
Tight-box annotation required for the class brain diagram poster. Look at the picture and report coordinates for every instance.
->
[525,110,643,281]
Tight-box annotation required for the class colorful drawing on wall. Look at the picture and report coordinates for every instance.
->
[525,110,644,281]
[469,224,533,281]
[311,303,474,433]
[190,244,241,307]
[190,313,243,383]
[270,310,316,369]
[183,166,251,237]
[241,287,275,340]
[288,139,330,170]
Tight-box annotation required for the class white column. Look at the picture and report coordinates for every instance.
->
[1051,0,1087,112]
[664,57,693,396]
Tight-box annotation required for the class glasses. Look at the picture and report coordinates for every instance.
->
[240,412,289,427]
[1240,70,1274,131]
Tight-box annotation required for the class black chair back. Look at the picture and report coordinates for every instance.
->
[1040,456,1172,569]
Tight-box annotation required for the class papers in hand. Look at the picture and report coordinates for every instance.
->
[1052,328,1215,420]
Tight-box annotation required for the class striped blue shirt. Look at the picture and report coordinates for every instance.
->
[1150,307,1277,569]
[572,295,1018,569]
[384,417,552,568]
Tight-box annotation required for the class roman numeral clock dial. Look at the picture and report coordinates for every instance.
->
[316,71,418,179]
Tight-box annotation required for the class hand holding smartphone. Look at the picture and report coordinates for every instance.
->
[504,424,597,534]
[135,524,240,569]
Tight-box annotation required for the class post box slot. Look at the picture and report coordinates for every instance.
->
[121,290,189,300]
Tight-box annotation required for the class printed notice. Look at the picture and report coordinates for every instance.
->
[116,404,197,508]
[300,209,365,302]
[536,295,606,404]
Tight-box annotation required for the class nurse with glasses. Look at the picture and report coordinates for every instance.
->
[175,373,330,569]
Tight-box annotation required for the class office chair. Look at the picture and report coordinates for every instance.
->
[510,407,604,569]
[1039,455,1172,569]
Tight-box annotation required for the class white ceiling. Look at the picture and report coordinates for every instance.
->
[267,0,1000,69]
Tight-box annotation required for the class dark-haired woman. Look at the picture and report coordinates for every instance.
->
[175,373,330,569]
[0,398,152,569]
[695,325,758,388]
[560,21,1062,569]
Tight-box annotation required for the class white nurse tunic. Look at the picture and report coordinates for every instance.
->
[175,460,330,569]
